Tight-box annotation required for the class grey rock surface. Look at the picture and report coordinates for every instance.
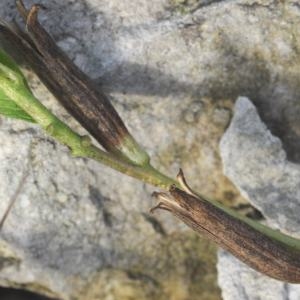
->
[220,97,300,235]
[219,97,300,300]
[0,0,300,299]
[218,250,300,300]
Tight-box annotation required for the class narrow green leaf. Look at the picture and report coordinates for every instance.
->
[0,91,35,122]
[0,48,35,122]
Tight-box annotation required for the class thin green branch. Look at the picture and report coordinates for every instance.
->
[0,62,176,188]
[2,45,300,282]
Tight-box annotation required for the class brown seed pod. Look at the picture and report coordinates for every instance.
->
[151,170,300,283]
[0,1,149,166]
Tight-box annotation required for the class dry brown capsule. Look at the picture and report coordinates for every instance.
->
[0,1,149,166]
[152,171,300,283]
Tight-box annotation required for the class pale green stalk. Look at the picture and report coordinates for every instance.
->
[0,60,176,188]
[1,49,300,253]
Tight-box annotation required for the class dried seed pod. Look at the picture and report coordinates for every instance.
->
[0,1,149,166]
[152,171,300,283]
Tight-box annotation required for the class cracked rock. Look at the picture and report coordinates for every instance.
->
[219,97,300,300]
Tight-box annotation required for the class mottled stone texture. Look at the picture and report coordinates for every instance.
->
[220,97,300,234]
[218,250,300,300]
[219,97,300,300]
[0,0,300,299]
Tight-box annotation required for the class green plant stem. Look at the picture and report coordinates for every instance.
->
[3,60,300,256]
[85,146,177,188]
[13,87,300,251]
[0,73,176,188]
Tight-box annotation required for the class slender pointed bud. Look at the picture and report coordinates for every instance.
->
[152,183,300,283]
[0,1,149,166]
